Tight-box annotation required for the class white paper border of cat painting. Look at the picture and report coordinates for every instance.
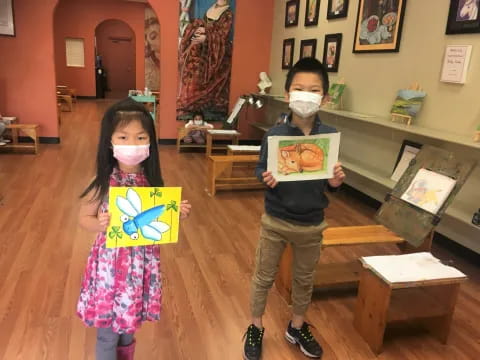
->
[267,133,340,182]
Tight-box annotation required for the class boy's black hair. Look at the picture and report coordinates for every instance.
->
[80,97,163,201]
[284,58,329,95]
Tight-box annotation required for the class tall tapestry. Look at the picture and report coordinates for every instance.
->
[177,0,236,121]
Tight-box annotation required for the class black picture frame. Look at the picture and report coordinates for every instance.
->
[322,33,342,72]
[327,0,349,19]
[300,39,317,59]
[282,38,295,69]
[305,0,321,26]
[391,140,423,178]
[352,0,408,53]
[446,0,480,34]
[285,0,300,27]
[0,0,15,37]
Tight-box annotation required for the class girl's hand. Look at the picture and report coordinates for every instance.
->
[262,171,278,188]
[180,200,191,219]
[328,162,345,188]
[97,212,111,232]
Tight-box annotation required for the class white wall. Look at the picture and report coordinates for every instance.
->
[268,0,480,137]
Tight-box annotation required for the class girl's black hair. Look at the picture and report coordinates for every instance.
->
[284,58,329,95]
[80,97,163,201]
[192,110,204,119]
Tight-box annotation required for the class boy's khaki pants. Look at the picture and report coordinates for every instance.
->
[250,214,327,317]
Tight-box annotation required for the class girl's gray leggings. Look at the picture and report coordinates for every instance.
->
[96,327,134,360]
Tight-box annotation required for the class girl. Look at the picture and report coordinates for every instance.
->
[183,111,213,145]
[77,98,191,360]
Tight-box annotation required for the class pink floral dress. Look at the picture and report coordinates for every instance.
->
[77,167,162,334]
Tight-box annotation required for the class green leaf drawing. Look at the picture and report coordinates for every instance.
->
[166,200,178,242]
[108,226,123,242]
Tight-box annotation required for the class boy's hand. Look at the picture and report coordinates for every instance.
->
[180,200,192,219]
[262,171,278,188]
[328,162,345,188]
[97,212,111,232]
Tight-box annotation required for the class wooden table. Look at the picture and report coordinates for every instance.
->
[205,130,241,158]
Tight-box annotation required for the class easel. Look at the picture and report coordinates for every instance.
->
[391,82,423,126]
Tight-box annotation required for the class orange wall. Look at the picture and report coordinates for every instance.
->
[54,0,144,96]
[0,0,274,139]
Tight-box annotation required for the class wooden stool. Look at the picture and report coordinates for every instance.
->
[206,129,240,158]
[353,253,467,354]
[207,154,264,196]
[275,225,406,303]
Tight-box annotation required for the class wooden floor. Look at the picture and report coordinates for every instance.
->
[0,100,479,360]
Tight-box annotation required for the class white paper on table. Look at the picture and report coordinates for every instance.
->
[227,145,261,151]
[267,133,340,182]
[207,129,239,135]
[360,252,466,284]
[400,168,456,214]
[391,145,420,182]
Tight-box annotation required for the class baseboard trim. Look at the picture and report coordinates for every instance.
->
[77,96,97,99]
[17,136,60,144]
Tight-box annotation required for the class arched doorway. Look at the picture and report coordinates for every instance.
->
[95,19,136,99]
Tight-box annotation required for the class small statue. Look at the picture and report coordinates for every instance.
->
[257,72,272,95]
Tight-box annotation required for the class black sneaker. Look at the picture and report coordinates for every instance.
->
[285,321,323,358]
[243,324,265,360]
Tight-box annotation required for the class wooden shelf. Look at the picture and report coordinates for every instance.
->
[319,108,480,150]
[340,157,396,190]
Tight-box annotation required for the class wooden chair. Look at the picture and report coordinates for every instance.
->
[275,225,433,303]
[177,126,208,152]
[207,154,264,196]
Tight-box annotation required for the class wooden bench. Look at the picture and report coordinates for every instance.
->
[275,225,432,303]
[176,126,207,152]
[0,124,40,154]
[207,154,264,196]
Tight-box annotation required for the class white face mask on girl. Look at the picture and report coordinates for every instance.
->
[112,144,150,166]
[288,91,323,118]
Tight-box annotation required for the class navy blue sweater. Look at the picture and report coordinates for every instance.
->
[255,116,338,225]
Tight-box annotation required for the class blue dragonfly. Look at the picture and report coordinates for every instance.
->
[116,188,170,241]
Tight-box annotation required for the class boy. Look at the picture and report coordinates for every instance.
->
[243,58,345,360]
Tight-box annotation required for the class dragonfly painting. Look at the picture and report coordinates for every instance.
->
[107,186,182,248]
[117,188,170,241]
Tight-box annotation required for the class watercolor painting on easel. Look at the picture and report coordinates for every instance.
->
[267,133,340,182]
[107,187,182,248]
[400,168,456,215]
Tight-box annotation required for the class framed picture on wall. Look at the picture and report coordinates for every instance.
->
[353,0,408,53]
[305,0,321,26]
[327,0,349,19]
[446,0,480,34]
[0,0,15,37]
[323,33,342,72]
[285,0,300,27]
[282,38,295,69]
[300,39,317,59]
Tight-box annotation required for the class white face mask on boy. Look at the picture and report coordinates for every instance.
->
[288,91,323,118]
